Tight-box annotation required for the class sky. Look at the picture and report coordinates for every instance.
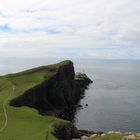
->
[0,0,140,59]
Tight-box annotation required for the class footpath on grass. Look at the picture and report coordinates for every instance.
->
[0,84,15,132]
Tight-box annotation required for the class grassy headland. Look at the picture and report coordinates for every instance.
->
[0,61,72,140]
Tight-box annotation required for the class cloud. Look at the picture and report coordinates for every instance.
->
[0,0,140,59]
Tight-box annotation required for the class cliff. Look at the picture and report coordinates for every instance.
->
[9,60,92,115]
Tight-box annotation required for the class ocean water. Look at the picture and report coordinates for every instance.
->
[1,58,140,132]
[74,59,140,132]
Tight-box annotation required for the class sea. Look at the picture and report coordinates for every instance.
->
[1,57,140,132]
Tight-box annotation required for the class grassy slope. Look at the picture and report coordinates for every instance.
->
[0,61,70,140]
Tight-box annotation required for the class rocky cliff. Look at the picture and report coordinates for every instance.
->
[9,60,92,115]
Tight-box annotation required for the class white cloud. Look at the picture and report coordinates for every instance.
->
[0,0,140,59]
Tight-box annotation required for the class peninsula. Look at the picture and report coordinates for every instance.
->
[0,60,92,140]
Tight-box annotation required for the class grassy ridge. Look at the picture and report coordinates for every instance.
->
[0,62,71,140]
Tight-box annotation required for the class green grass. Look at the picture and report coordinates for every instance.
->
[87,134,123,140]
[0,61,71,140]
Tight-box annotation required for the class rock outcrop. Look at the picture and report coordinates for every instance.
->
[53,123,80,140]
[9,60,92,115]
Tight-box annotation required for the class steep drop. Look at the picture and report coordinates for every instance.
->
[9,60,92,115]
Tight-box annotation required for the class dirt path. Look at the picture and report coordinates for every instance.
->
[0,85,15,132]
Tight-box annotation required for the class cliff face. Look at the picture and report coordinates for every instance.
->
[53,123,80,140]
[9,60,92,114]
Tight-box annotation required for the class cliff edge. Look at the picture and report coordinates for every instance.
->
[9,60,92,115]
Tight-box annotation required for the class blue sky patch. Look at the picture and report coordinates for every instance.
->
[46,28,61,34]
[0,24,11,32]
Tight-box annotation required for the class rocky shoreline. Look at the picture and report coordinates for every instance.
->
[54,124,140,140]
[71,131,140,140]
